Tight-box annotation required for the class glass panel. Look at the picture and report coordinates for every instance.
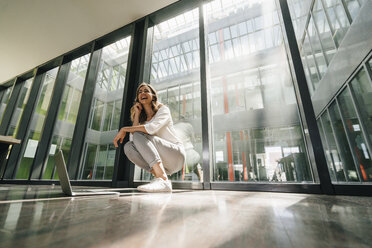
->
[78,36,131,180]
[86,144,116,180]
[112,100,122,132]
[312,0,336,63]
[338,87,372,181]
[44,137,71,180]
[322,0,350,47]
[302,33,320,92]
[317,118,337,181]
[134,8,202,182]
[206,0,312,182]
[0,87,13,123]
[16,68,59,179]
[6,78,33,137]
[105,144,116,180]
[287,0,313,40]
[80,144,97,180]
[308,17,328,77]
[328,101,359,181]
[42,54,90,180]
[321,111,346,181]
[301,53,315,95]
[344,0,361,21]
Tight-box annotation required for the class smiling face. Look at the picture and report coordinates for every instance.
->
[137,85,154,105]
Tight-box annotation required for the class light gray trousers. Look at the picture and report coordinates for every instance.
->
[124,132,186,175]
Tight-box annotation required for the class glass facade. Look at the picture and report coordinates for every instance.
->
[338,87,372,181]
[0,0,370,192]
[322,0,350,47]
[318,64,372,183]
[8,78,34,137]
[41,55,90,180]
[289,0,365,95]
[350,68,372,146]
[134,8,203,182]
[345,0,364,21]
[312,0,336,64]
[16,68,59,179]
[319,111,346,181]
[287,0,313,40]
[205,0,312,182]
[78,37,131,180]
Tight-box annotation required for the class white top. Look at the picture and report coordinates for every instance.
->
[130,105,182,146]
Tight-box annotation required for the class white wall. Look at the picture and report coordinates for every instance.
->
[0,0,178,84]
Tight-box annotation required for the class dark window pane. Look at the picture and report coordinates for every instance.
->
[328,101,359,181]
[338,87,372,181]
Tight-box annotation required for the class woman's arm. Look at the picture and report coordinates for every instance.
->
[132,111,140,126]
[120,125,148,134]
[113,125,148,147]
[113,102,147,147]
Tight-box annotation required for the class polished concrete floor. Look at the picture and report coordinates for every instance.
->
[0,185,371,248]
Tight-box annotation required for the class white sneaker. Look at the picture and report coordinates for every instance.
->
[137,178,172,192]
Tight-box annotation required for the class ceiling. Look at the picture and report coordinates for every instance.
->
[0,0,179,84]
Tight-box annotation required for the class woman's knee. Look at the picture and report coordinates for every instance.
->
[133,132,151,147]
[123,141,135,157]
[132,132,146,143]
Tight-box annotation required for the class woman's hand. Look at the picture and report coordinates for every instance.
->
[113,129,127,148]
[134,102,143,116]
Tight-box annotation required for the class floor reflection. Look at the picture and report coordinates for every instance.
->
[0,184,141,202]
[0,185,371,248]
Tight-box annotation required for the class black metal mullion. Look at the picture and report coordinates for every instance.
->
[144,24,155,84]
[199,4,213,189]
[3,69,46,179]
[0,78,23,135]
[112,20,147,187]
[50,136,64,179]
[278,0,334,194]
[139,17,152,84]
[67,44,102,179]
[340,0,353,24]
[29,61,71,179]
[0,88,5,102]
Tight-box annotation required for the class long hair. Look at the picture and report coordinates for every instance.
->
[130,82,161,124]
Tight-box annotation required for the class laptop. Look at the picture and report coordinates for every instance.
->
[54,150,120,196]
